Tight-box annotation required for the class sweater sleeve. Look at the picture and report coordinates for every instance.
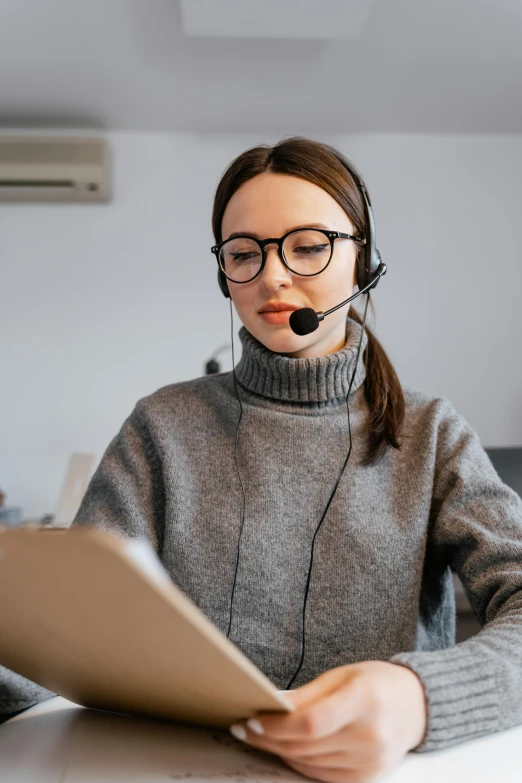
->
[389,397,522,753]
[0,402,165,720]
[72,401,165,549]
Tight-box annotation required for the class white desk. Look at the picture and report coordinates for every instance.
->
[0,696,521,783]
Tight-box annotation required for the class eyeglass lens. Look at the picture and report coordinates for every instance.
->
[219,229,332,282]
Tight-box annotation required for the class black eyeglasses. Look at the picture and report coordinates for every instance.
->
[211,227,364,284]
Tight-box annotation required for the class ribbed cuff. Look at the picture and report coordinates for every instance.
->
[389,646,500,752]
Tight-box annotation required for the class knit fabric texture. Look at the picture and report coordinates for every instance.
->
[2,315,522,753]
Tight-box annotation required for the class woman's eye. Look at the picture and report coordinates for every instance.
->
[294,244,328,255]
[231,252,259,262]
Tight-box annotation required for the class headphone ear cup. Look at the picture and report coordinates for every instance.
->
[356,249,367,292]
[217,269,231,298]
[368,249,383,289]
[356,246,383,291]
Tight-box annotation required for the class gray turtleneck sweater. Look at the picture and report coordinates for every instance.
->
[2,317,522,754]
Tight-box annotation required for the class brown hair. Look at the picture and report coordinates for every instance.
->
[211,136,405,465]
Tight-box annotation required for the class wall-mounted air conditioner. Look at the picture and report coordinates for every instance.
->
[0,136,111,202]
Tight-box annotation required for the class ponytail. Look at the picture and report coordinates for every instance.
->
[349,302,405,465]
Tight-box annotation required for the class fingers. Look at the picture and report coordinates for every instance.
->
[233,726,341,760]
[233,719,389,766]
[250,672,364,741]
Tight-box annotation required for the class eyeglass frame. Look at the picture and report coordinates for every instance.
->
[210,227,365,284]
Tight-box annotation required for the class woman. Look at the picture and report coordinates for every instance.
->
[3,137,522,783]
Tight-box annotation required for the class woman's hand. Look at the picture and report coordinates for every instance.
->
[229,661,428,783]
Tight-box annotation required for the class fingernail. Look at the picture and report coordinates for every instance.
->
[230,724,247,740]
[247,719,264,735]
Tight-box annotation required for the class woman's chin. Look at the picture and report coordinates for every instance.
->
[248,324,312,356]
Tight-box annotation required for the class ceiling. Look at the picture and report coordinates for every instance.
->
[0,0,521,134]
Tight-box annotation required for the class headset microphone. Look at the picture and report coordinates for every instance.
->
[289,261,387,336]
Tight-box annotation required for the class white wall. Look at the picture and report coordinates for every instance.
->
[2,131,521,519]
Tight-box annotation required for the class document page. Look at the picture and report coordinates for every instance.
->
[62,704,522,783]
[63,707,304,783]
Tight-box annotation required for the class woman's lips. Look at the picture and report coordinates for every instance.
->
[258,303,300,325]
[259,310,296,324]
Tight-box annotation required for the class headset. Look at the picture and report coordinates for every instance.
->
[213,155,387,689]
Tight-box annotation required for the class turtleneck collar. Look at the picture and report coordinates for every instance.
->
[234,315,368,404]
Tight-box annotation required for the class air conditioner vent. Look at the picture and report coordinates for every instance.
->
[0,136,110,202]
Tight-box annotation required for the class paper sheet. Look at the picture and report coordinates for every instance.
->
[62,707,305,783]
[61,704,522,783]
[0,703,80,783]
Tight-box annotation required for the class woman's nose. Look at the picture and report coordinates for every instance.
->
[259,244,292,290]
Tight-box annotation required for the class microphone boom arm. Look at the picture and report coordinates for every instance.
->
[316,263,387,322]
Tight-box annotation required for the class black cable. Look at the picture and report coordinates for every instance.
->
[285,293,370,689]
[226,299,247,639]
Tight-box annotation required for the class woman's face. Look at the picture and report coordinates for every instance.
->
[220,172,358,358]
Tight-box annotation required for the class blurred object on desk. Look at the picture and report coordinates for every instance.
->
[0,486,22,527]
[10,453,95,530]
[0,506,22,527]
[53,453,95,528]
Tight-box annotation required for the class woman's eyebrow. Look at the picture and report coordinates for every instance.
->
[225,222,330,241]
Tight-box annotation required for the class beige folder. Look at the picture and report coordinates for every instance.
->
[0,526,294,728]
